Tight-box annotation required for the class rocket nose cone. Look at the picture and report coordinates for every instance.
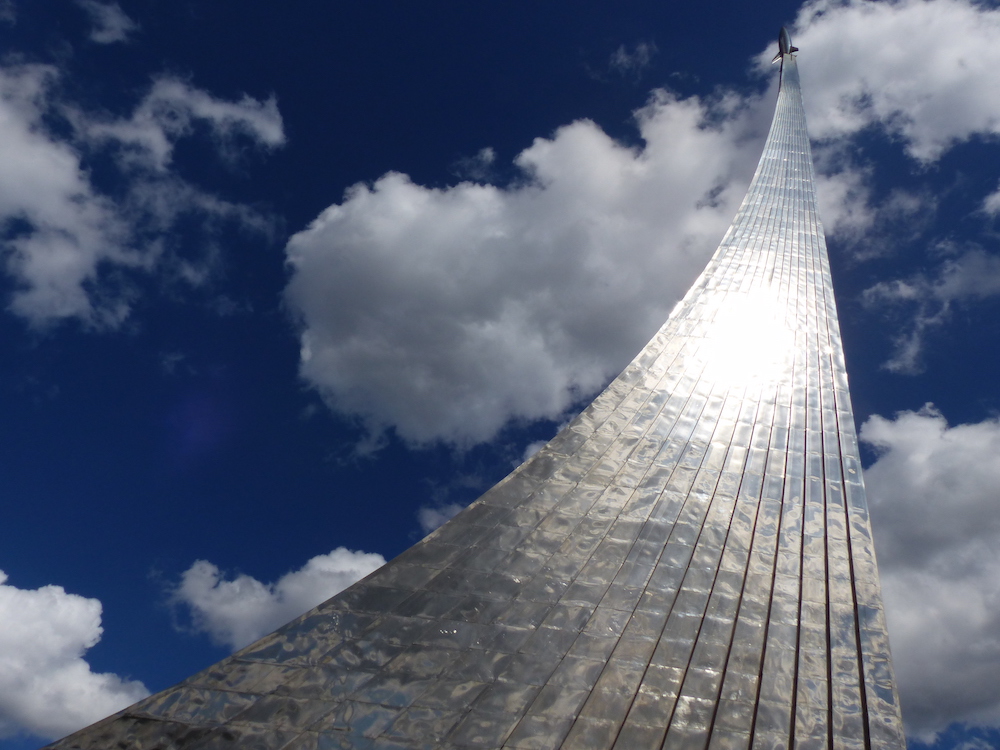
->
[776,26,795,58]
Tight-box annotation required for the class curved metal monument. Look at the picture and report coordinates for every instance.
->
[48,29,905,750]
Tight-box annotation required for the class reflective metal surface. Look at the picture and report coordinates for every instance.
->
[46,51,905,750]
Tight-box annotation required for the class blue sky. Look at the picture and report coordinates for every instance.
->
[1,0,1000,748]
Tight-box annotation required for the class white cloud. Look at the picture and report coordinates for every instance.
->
[955,740,996,750]
[83,78,284,172]
[451,146,496,183]
[812,160,874,240]
[417,503,463,535]
[863,246,1000,372]
[609,42,658,78]
[171,548,386,651]
[0,64,133,325]
[981,181,1000,217]
[862,406,1000,739]
[815,161,935,258]
[0,65,283,327]
[782,0,1000,161]
[285,0,1000,448]
[756,0,1000,374]
[521,439,547,464]
[281,0,1000,440]
[0,570,148,741]
[285,89,769,446]
[75,0,138,44]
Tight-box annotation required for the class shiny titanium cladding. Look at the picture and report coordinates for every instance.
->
[45,26,906,750]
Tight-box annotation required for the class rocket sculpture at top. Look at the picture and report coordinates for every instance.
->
[773,26,800,62]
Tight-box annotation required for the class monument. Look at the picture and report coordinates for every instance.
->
[47,29,906,750]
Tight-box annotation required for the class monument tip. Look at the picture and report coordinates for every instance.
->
[772,26,799,63]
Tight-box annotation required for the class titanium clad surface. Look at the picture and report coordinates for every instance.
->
[47,50,904,750]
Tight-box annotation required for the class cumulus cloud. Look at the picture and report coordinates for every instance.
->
[451,146,496,183]
[521,439,547,464]
[170,548,386,650]
[862,406,1000,739]
[981,182,1000,216]
[75,0,138,44]
[789,0,1000,302]
[285,90,769,446]
[956,741,996,750]
[417,503,463,535]
[609,42,658,79]
[768,0,1000,365]
[784,0,1000,161]
[0,571,148,740]
[814,157,935,256]
[0,65,283,327]
[285,0,1000,448]
[776,0,1000,260]
[82,78,284,171]
[863,246,1000,372]
[0,65,132,325]
[283,0,1000,448]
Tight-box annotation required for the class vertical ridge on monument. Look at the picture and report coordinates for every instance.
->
[47,29,906,750]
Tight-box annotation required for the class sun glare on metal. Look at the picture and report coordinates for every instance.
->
[699,290,795,385]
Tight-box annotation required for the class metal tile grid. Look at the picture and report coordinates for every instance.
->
[46,56,905,750]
